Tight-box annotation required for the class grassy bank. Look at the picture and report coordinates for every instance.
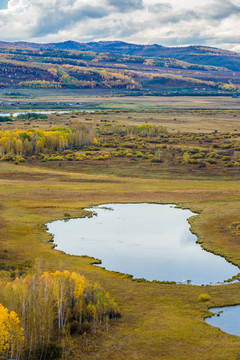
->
[1,161,240,359]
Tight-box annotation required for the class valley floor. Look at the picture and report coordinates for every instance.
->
[1,97,240,359]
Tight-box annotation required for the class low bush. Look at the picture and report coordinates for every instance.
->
[198,293,211,302]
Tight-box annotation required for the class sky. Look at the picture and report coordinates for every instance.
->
[0,0,240,51]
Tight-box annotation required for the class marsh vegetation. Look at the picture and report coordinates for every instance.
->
[1,100,240,359]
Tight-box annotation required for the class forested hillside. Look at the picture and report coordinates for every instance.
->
[0,41,240,95]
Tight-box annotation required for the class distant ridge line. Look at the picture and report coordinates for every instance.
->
[0,40,239,71]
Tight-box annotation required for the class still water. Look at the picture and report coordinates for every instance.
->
[205,306,240,336]
[0,110,95,117]
[0,111,72,117]
[47,203,239,285]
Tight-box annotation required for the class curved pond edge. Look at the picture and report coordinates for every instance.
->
[205,305,240,337]
[180,204,240,285]
[44,202,240,286]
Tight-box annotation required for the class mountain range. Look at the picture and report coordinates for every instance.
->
[1,40,240,71]
[0,40,239,95]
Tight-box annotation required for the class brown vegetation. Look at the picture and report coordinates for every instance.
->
[0,46,240,94]
[0,106,240,359]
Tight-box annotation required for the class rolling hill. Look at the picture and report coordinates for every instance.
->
[0,40,239,95]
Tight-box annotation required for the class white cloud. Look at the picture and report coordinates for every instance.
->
[0,0,239,51]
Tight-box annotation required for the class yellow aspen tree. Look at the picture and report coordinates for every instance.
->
[7,310,24,360]
[35,140,43,154]
[51,270,71,330]
[38,272,55,343]
[0,304,9,356]
[72,273,86,325]
[15,139,23,155]
[0,304,24,360]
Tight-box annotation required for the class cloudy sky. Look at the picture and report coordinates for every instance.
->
[0,0,240,51]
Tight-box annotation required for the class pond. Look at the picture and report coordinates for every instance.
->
[0,110,96,117]
[0,110,73,117]
[205,306,240,336]
[47,203,239,285]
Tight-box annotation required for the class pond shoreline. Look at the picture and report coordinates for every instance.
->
[205,305,240,337]
[46,202,240,286]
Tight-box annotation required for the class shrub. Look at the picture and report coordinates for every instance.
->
[94,155,104,160]
[41,156,49,162]
[135,151,144,158]
[225,161,234,168]
[0,116,12,123]
[36,342,62,360]
[198,162,206,168]
[207,159,217,164]
[69,320,80,335]
[62,150,73,155]
[151,158,163,163]
[126,152,133,157]
[49,155,64,161]
[198,293,211,302]
[17,113,48,120]
[75,156,85,161]
[66,154,74,161]
[222,156,230,162]
[0,154,15,161]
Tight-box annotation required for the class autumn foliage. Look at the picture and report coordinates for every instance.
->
[0,270,120,359]
[0,127,94,156]
[0,304,24,360]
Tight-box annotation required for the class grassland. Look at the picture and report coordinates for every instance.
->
[1,100,240,359]
[1,91,240,112]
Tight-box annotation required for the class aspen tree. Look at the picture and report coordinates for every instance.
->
[0,304,24,360]
[0,270,120,358]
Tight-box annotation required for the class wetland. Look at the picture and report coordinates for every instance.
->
[47,203,239,285]
[1,101,240,359]
[206,306,240,336]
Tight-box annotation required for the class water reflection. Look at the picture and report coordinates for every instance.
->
[47,203,239,285]
[0,111,72,117]
[205,306,240,336]
[0,110,96,117]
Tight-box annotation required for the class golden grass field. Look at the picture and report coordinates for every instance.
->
[1,100,240,359]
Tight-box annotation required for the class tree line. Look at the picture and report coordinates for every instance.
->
[0,127,95,156]
[0,270,120,360]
